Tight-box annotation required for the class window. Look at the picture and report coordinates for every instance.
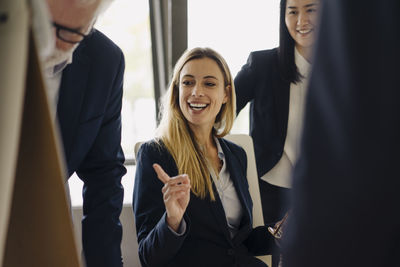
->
[69,0,281,206]
[187,0,280,133]
[68,0,154,206]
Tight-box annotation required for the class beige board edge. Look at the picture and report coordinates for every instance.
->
[0,0,29,264]
[2,31,82,267]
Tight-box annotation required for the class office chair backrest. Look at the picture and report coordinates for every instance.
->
[224,134,264,227]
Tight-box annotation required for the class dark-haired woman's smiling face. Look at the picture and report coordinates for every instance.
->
[285,0,320,53]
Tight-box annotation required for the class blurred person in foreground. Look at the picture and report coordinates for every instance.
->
[282,0,400,266]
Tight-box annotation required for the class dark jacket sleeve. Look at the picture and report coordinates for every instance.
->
[133,142,189,267]
[235,52,258,114]
[75,48,126,267]
[244,225,277,256]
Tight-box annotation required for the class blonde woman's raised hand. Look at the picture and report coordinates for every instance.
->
[153,163,191,232]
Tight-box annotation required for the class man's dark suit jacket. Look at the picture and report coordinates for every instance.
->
[57,30,126,267]
[133,139,275,267]
[235,48,290,182]
[282,1,400,266]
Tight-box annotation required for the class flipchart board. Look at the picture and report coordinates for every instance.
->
[0,0,29,265]
[0,1,81,267]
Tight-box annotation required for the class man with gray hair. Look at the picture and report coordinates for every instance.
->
[44,0,126,266]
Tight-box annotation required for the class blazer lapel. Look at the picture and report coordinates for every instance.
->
[217,140,253,243]
[208,181,234,245]
[56,48,90,170]
[219,139,253,221]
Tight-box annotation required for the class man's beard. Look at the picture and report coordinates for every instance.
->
[43,44,78,74]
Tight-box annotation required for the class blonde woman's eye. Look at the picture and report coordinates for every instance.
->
[205,82,216,87]
[182,80,193,86]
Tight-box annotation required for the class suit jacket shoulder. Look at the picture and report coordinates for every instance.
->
[219,138,247,173]
[57,29,126,267]
[248,48,279,71]
[58,29,126,174]
[235,47,280,113]
[80,29,123,62]
[235,47,291,178]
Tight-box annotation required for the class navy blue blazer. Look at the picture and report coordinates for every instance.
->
[133,138,275,267]
[235,48,290,179]
[57,30,126,267]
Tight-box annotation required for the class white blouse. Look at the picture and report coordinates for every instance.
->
[261,48,311,188]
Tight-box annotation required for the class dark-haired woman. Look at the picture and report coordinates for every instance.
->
[235,0,320,265]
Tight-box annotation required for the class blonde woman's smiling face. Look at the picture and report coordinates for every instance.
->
[178,57,228,134]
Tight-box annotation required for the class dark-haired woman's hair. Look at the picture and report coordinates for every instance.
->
[278,0,302,84]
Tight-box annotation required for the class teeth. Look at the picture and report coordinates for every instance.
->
[189,103,207,108]
[298,29,311,34]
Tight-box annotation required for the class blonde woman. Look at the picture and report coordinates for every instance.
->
[133,48,275,267]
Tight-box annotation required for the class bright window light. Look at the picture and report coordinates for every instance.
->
[188,0,280,134]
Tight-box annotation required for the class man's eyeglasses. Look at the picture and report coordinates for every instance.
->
[52,22,92,44]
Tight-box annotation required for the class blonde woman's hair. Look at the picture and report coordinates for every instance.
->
[156,47,236,200]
